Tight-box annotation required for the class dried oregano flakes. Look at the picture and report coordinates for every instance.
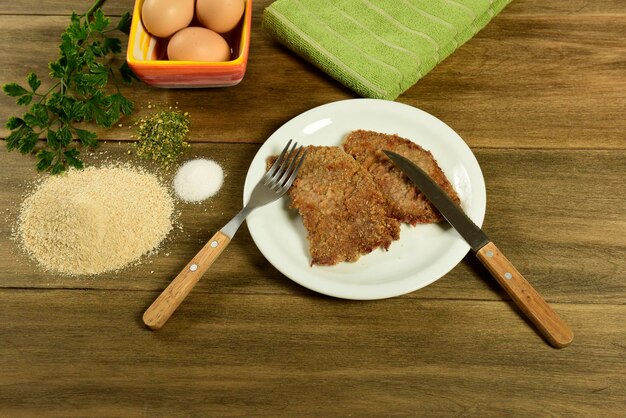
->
[132,109,191,169]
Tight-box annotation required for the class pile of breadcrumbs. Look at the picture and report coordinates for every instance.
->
[17,165,174,275]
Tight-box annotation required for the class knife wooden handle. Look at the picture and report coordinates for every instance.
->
[143,231,231,330]
[476,242,573,348]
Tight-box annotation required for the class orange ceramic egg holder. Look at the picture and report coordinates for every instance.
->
[127,0,252,88]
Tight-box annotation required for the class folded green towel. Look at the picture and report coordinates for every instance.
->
[263,0,512,100]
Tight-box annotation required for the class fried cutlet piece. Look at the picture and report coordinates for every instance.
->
[269,145,400,266]
[343,130,460,225]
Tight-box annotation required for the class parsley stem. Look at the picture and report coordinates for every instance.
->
[87,0,108,18]
[109,67,121,94]
[34,81,61,98]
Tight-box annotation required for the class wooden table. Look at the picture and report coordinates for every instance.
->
[1,0,625,416]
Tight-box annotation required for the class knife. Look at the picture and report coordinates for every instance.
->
[383,150,573,349]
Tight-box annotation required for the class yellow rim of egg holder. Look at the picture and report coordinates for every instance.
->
[127,0,251,69]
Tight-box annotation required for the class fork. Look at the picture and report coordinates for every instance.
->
[143,140,308,330]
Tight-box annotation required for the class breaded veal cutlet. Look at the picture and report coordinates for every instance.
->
[269,145,400,266]
[343,130,460,225]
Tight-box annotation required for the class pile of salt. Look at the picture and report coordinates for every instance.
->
[173,158,224,202]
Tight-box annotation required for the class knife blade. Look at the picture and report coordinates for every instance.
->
[383,150,573,349]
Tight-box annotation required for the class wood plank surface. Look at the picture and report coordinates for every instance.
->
[1,144,624,306]
[1,1,625,149]
[2,0,625,16]
[1,0,625,416]
[1,290,624,417]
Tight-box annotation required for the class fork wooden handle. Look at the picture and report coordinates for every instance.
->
[143,231,231,330]
[476,242,573,348]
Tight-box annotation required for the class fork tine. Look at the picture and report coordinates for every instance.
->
[275,146,303,189]
[268,141,298,186]
[265,139,293,181]
[278,148,307,193]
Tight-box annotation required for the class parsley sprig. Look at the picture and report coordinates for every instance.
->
[3,1,136,174]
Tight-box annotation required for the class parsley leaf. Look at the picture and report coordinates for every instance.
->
[3,83,29,97]
[120,62,140,84]
[17,95,33,106]
[36,150,56,172]
[27,73,41,92]
[74,128,98,147]
[117,12,132,35]
[64,148,84,169]
[6,117,25,130]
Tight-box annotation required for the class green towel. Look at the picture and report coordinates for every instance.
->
[263,0,512,100]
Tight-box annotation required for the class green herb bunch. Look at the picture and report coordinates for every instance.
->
[3,1,136,174]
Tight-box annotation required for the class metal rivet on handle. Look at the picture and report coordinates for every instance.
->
[486,251,494,257]
[210,241,219,248]
[190,264,198,272]
[504,272,513,279]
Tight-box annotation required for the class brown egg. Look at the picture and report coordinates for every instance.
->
[142,0,195,38]
[167,27,231,62]
[196,0,245,34]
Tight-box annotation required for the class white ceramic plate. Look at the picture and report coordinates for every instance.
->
[244,99,486,300]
